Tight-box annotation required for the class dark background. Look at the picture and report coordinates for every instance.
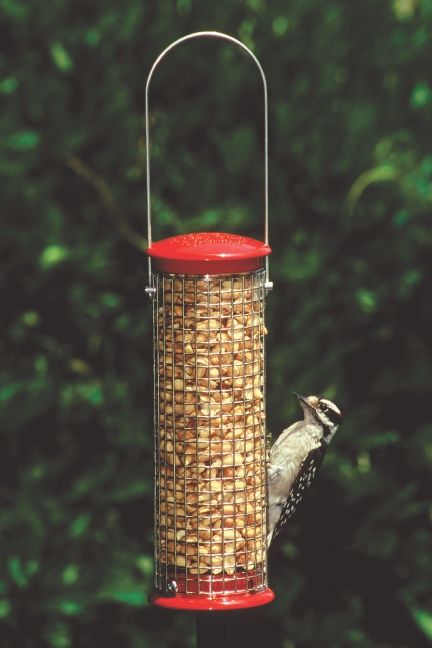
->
[1,1,431,646]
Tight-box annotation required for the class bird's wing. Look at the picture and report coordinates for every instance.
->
[267,462,283,485]
[271,444,326,541]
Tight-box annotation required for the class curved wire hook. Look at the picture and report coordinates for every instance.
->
[145,30,270,286]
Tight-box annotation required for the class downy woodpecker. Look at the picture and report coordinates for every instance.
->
[267,393,342,546]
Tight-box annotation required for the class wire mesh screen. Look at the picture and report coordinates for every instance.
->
[153,270,268,596]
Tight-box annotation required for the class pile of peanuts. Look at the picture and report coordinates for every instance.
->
[155,272,267,580]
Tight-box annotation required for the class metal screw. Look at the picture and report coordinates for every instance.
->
[167,580,178,595]
[145,286,156,300]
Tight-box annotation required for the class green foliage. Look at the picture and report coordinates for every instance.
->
[1,1,431,646]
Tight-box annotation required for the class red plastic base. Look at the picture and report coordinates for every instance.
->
[150,587,275,610]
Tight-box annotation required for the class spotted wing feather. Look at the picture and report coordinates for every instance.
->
[271,444,326,540]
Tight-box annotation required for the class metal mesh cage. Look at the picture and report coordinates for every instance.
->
[153,269,268,596]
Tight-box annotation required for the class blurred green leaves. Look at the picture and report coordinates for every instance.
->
[39,245,69,269]
[50,43,74,73]
[6,130,40,151]
[69,514,92,539]
[414,609,432,639]
[61,565,79,586]
[8,558,28,589]
[0,600,12,619]
[0,77,19,95]
[355,289,377,314]
[110,591,146,607]
[411,81,432,108]
[0,1,431,647]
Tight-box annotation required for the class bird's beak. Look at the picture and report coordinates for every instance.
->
[292,392,314,411]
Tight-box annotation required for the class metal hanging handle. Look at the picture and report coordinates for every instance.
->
[145,30,271,289]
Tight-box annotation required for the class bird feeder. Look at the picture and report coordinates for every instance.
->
[145,32,275,611]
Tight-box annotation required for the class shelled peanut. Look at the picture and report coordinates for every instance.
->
[155,274,267,576]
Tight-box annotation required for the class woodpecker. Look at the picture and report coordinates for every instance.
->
[267,393,342,546]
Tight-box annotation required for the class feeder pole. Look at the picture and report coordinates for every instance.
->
[196,612,232,648]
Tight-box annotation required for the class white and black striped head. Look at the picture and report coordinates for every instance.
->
[293,393,342,443]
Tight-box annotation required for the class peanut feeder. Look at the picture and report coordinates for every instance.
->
[145,32,275,611]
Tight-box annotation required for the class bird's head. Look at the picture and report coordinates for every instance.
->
[293,393,342,443]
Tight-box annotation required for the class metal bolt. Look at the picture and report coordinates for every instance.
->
[145,286,157,300]
[167,580,178,595]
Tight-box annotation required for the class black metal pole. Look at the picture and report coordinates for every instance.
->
[195,608,273,648]
[195,612,233,648]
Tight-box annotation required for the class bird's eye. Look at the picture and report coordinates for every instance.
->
[319,404,329,413]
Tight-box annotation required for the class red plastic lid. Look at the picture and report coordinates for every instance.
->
[146,232,271,274]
